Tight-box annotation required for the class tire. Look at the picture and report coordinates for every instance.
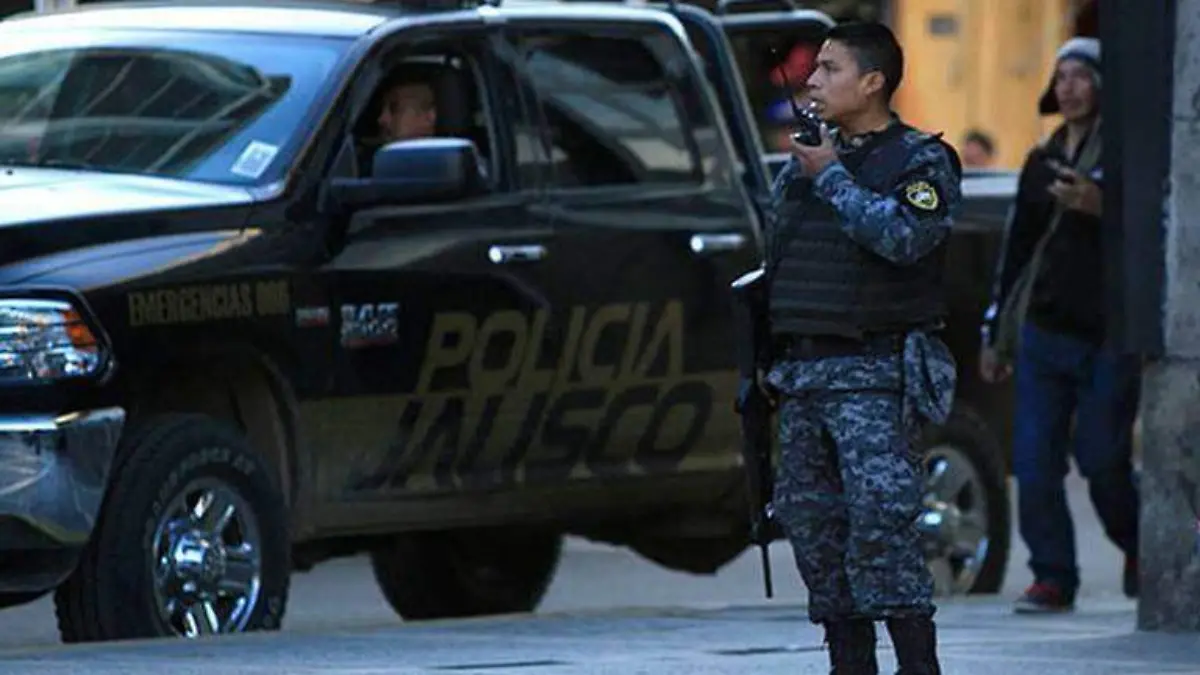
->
[0,590,48,610]
[370,527,562,620]
[629,534,749,574]
[54,414,290,642]
[919,406,1011,595]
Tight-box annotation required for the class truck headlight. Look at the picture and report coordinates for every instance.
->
[0,298,106,382]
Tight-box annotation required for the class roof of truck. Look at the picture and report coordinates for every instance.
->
[0,0,674,39]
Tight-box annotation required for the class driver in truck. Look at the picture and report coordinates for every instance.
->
[376,66,439,143]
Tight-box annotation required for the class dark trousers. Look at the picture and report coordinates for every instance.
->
[773,391,934,623]
[1012,321,1141,594]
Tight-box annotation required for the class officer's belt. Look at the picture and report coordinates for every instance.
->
[773,333,904,360]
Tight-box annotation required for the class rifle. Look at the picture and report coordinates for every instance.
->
[727,49,815,599]
[730,266,777,599]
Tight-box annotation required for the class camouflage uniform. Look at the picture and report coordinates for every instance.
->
[765,124,962,625]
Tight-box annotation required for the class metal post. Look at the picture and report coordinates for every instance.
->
[1107,0,1200,633]
[1100,0,1168,356]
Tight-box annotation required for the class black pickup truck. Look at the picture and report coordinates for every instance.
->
[0,0,1016,643]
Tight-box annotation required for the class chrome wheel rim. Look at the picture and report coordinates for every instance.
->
[919,444,991,596]
[150,477,262,637]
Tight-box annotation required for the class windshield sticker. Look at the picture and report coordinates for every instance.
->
[230,141,280,179]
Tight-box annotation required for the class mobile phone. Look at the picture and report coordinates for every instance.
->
[1045,158,1076,183]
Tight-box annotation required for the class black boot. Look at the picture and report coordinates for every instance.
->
[823,618,879,674]
[884,617,941,675]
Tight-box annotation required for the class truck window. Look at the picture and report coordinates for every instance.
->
[511,29,705,190]
[350,41,497,182]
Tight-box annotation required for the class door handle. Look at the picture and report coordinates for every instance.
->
[689,233,747,255]
[488,244,547,264]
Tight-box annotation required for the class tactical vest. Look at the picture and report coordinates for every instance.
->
[767,123,951,340]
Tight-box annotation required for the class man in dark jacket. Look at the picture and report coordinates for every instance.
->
[978,37,1141,613]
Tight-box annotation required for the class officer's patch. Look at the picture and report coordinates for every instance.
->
[903,181,940,211]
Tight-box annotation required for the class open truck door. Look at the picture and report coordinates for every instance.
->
[696,0,833,178]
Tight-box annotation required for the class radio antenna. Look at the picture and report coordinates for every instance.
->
[771,46,807,120]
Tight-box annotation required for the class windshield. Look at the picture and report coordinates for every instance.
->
[0,29,349,185]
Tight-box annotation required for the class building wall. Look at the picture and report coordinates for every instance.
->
[890,0,1086,168]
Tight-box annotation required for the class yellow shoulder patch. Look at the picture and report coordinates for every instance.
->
[904,181,940,211]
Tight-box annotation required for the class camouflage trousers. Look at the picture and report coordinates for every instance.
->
[773,390,935,623]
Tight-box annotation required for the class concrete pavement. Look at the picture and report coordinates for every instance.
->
[1,595,1195,674]
[0,472,1131,650]
[0,474,1171,671]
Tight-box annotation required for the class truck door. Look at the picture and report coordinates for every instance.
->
[492,16,759,489]
[307,21,555,529]
[705,1,835,178]
[664,1,833,222]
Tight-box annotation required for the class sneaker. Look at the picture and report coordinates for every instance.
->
[1013,582,1075,614]
[1123,556,1139,598]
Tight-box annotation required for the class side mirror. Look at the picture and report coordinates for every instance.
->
[325,137,486,212]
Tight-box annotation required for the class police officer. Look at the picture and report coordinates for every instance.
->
[763,22,962,675]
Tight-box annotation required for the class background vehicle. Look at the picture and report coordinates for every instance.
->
[0,0,1015,643]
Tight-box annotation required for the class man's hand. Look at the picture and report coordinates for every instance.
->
[790,124,837,178]
[1047,167,1103,217]
[979,345,1012,384]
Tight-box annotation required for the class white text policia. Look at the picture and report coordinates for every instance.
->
[349,300,724,492]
